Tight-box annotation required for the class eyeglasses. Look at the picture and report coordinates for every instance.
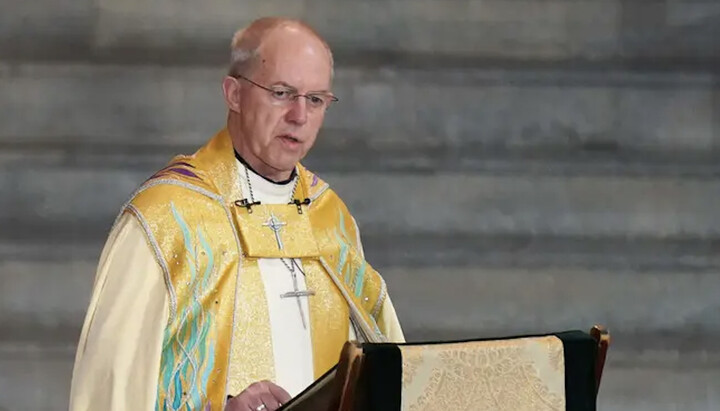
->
[233,74,339,111]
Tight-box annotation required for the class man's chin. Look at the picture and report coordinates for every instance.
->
[273,154,304,170]
[266,159,301,177]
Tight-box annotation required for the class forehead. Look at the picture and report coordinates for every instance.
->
[252,26,332,90]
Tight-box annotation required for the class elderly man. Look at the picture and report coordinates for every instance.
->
[69,17,404,411]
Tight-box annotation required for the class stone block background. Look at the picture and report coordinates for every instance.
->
[1,1,718,409]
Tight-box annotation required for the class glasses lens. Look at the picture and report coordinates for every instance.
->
[270,87,294,101]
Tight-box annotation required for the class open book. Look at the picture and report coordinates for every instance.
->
[277,366,339,411]
[279,325,610,411]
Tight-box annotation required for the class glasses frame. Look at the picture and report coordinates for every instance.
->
[233,74,339,110]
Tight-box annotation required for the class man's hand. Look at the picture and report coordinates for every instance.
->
[225,380,292,411]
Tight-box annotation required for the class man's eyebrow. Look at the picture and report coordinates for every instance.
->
[271,81,331,94]
[270,81,298,91]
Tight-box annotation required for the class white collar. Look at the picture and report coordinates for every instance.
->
[237,159,296,204]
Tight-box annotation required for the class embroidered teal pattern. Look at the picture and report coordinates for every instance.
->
[334,211,353,285]
[353,261,367,298]
[333,210,368,298]
[156,203,216,411]
[331,209,384,339]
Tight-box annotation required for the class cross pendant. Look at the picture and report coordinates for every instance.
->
[262,212,287,250]
[280,259,315,329]
[280,290,316,329]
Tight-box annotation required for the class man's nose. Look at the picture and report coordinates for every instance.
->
[285,97,308,125]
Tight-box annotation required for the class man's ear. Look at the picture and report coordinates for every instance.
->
[222,76,242,113]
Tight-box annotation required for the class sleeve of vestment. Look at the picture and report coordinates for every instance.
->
[351,216,406,343]
[69,213,169,410]
[379,294,406,343]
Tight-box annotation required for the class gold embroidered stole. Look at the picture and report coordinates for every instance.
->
[126,129,388,410]
[230,201,348,388]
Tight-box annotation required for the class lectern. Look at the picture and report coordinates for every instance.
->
[280,325,610,411]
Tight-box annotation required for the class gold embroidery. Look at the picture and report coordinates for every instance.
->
[233,204,320,258]
[402,349,424,388]
[131,183,240,410]
[131,129,388,408]
[309,198,386,340]
[303,260,350,378]
[226,259,275,395]
[400,336,565,411]
[549,343,564,373]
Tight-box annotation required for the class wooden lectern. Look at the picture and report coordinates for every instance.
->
[279,325,610,411]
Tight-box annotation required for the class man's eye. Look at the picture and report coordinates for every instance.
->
[271,89,292,100]
[308,95,325,106]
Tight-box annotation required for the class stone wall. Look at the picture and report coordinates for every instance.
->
[1,1,718,409]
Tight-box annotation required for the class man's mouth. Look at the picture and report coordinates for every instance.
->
[279,134,301,145]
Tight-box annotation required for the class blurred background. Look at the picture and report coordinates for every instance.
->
[1,1,719,410]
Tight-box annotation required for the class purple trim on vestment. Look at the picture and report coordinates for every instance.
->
[158,161,196,173]
[166,167,200,179]
[170,161,196,169]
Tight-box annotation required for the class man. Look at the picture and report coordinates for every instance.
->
[69,17,404,411]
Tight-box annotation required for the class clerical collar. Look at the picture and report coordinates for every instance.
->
[234,150,297,185]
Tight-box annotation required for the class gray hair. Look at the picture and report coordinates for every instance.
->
[228,44,260,77]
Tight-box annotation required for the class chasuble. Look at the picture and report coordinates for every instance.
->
[69,129,404,411]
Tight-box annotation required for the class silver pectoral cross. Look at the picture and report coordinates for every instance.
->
[263,213,287,250]
[280,289,316,329]
[280,259,316,329]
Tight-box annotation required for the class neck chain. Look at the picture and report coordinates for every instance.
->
[280,258,305,277]
[243,164,300,205]
[242,163,305,279]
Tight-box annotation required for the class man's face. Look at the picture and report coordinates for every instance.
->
[231,28,334,177]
